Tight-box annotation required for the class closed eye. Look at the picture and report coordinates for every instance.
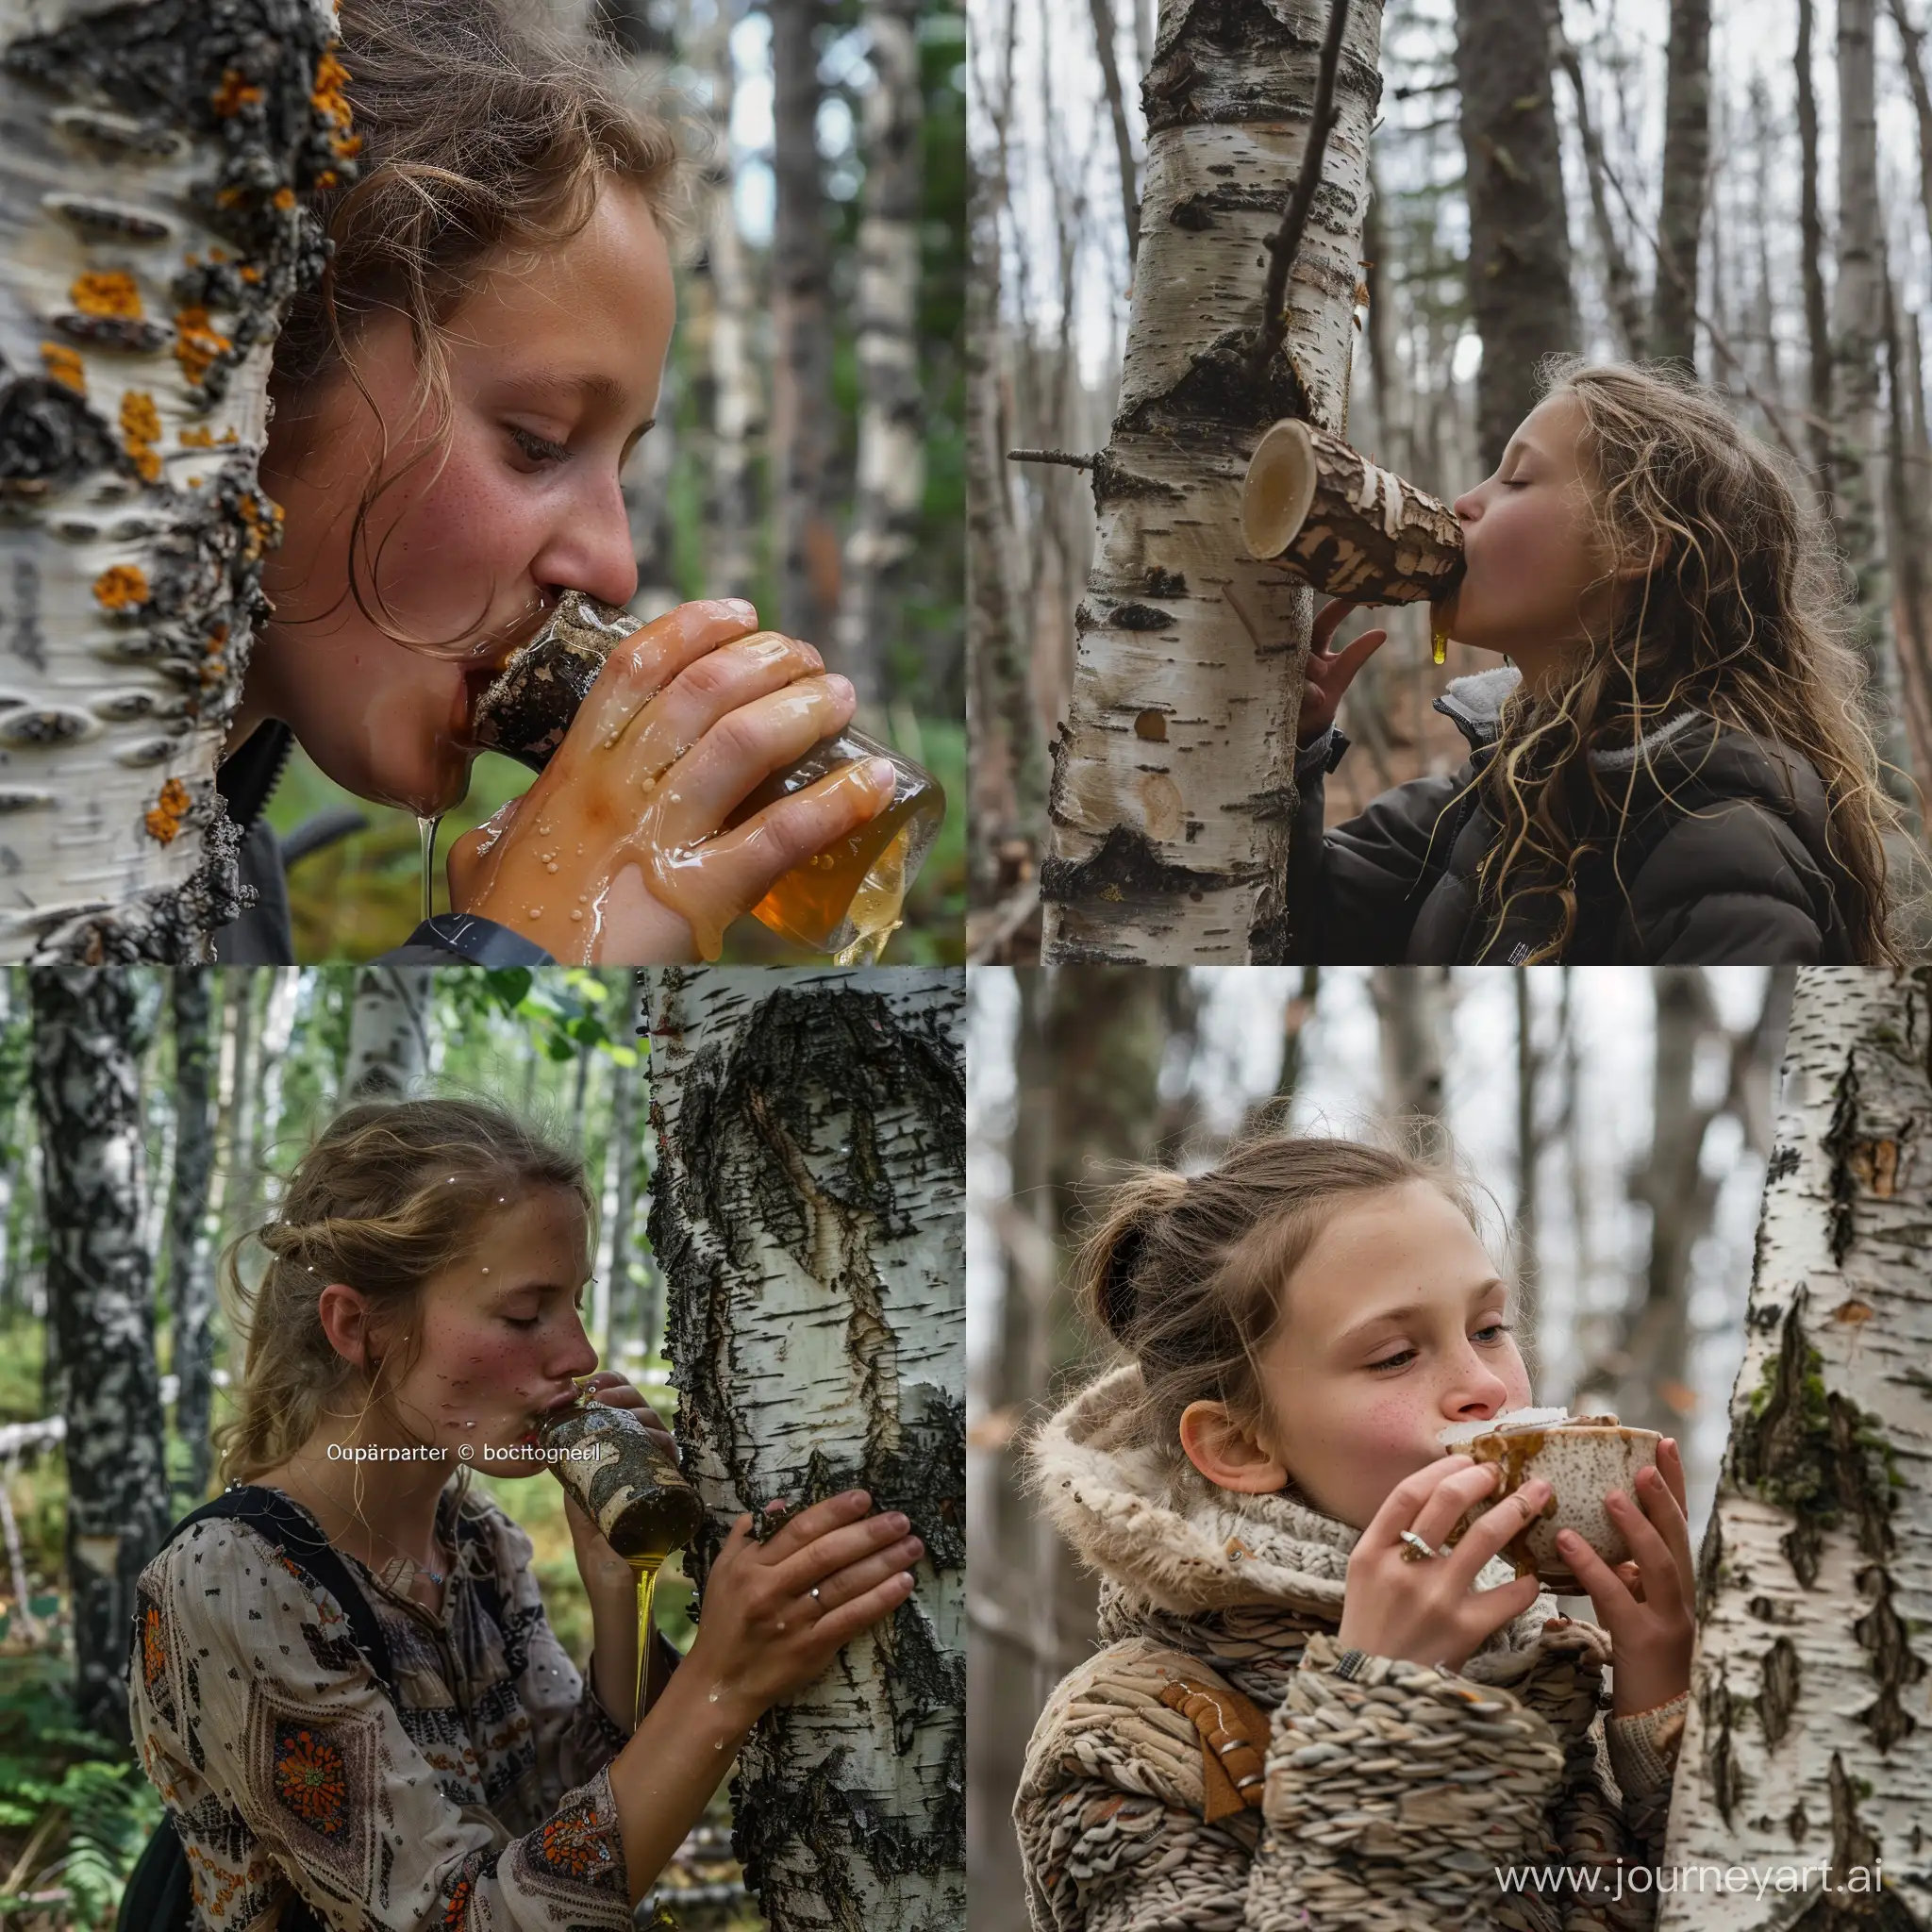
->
[1368,1320,1514,1373]
[507,425,571,468]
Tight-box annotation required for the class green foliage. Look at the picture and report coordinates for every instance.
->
[0,1661,161,1932]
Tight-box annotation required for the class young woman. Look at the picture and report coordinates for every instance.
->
[216,0,894,967]
[129,1099,923,1931]
[1289,360,1900,964]
[1014,1134,1696,1931]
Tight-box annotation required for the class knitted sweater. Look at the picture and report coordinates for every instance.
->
[1014,1368,1688,1932]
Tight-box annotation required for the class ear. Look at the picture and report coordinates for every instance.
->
[315,1281,379,1372]
[1179,1400,1289,1494]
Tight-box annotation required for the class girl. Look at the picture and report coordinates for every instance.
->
[128,1098,923,1932]
[216,0,894,967]
[1289,359,1900,964]
[1015,1135,1696,1932]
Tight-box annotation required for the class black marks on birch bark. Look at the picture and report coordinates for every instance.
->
[1757,1634,1800,1749]
[10,558,44,673]
[1699,1657,1745,1826]
[1114,326,1312,439]
[1853,1564,1926,1753]
[1142,0,1381,135]
[1823,1047,1863,1265]
[1039,823,1236,918]
[0,378,127,500]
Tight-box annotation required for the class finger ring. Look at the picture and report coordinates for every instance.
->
[809,1586,822,1601]
[1399,1530,1447,1562]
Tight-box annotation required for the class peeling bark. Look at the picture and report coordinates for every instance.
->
[1659,969,1932,1928]
[0,0,350,960]
[1042,0,1389,965]
[649,967,964,1932]
[30,963,171,1742]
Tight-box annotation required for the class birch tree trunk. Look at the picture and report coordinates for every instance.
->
[1657,968,1932,1929]
[29,964,171,1742]
[0,0,350,962]
[650,967,964,1932]
[1650,0,1711,369]
[1796,0,1836,488]
[1372,963,1448,1143]
[603,969,645,1353]
[1455,0,1577,470]
[166,964,217,1504]
[836,0,924,720]
[1041,0,1388,965]
[771,0,839,647]
[1829,0,1912,806]
[341,966,431,1103]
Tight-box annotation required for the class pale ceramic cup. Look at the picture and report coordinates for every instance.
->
[1442,1417,1661,1591]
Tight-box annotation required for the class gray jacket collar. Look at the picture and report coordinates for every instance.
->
[1432,664,1705,769]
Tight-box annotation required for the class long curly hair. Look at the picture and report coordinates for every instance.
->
[1472,358,1900,964]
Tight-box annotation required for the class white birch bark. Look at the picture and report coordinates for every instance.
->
[836,0,924,719]
[1657,968,1932,1927]
[341,965,432,1103]
[648,965,964,1932]
[1041,0,1387,964]
[0,0,351,961]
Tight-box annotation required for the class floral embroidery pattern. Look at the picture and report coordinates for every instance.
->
[274,1724,349,1836]
[533,1801,604,1881]
[442,1874,474,1931]
[142,1604,166,1688]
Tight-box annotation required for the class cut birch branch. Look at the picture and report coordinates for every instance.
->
[1242,418,1464,604]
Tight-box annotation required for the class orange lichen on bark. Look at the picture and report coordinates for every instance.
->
[211,68,263,116]
[71,271,142,318]
[240,264,261,284]
[94,563,149,610]
[272,187,295,211]
[179,425,241,447]
[238,493,284,562]
[200,622,230,689]
[312,47,354,127]
[144,776,192,843]
[40,343,86,394]
[174,308,230,386]
[120,390,162,483]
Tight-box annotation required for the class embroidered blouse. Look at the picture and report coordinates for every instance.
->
[126,1481,635,1932]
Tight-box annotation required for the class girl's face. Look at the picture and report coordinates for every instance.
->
[1249,1181,1532,1528]
[248,175,675,815]
[380,1185,603,1468]
[1445,392,1619,688]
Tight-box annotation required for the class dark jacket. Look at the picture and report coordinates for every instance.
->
[1290,666,1857,963]
[212,723,554,966]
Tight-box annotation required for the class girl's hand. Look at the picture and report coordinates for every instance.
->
[446,599,896,964]
[559,1373,680,1595]
[1298,598,1389,746]
[1557,1437,1696,1718]
[1336,1455,1549,1674]
[681,1488,923,1731]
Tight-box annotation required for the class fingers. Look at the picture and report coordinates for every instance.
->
[1333,627,1390,681]
[766,1508,917,1598]
[1443,1470,1556,1588]
[808,1565,919,1650]
[1311,598,1360,649]
[646,675,858,844]
[1407,1459,1520,1551]
[575,598,763,745]
[1657,1437,1689,1517]
[752,1488,877,1565]
[798,1532,925,1613]
[679,758,896,899]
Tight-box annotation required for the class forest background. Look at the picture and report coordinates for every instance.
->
[968,0,1932,959]
[966,964,1790,1922]
[275,0,969,965]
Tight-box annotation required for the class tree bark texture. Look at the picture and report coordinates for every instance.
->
[1829,0,1910,802]
[166,962,216,1504]
[1041,0,1388,966]
[1796,0,1836,488]
[29,963,171,1741]
[341,965,431,1103]
[771,0,839,648]
[1454,0,1577,471]
[1891,0,1932,264]
[650,967,964,1932]
[0,0,351,961]
[1650,0,1711,369]
[1658,968,1932,1927]
[836,0,924,716]
[1371,964,1448,1145]
[603,969,646,1349]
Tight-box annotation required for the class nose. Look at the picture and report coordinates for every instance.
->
[530,469,640,611]
[1452,484,1483,524]
[551,1309,601,1382]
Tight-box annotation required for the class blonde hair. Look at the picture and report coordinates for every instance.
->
[1069,1129,1503,1477]
[1475,357,1899,965]
[212,1097,594,1490]
[271,0,694,651]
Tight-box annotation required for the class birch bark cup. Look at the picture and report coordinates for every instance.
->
[1241,418,1465,605]
[471,591,946,960]
[1656,968,1932,1931]
[0,0,351,961]
[1041,0,1389,966]
[535,1394,706,1563]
